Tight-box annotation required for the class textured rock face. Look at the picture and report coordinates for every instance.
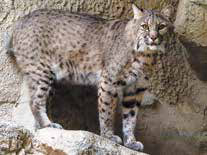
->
[35,128,148,155]
[174,0,207,80]
[0,121,34,155]
[175,0,207,46]
[0,122,148,155]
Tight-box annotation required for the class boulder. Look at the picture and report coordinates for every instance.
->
[175,0,207,46]
[174,0,207,80]
[0,121,34,155]
[34,128,148,155]
[0,121,148,155]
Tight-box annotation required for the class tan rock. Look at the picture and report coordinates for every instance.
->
[0,122,149,155]
[34,128,149,155]
[175,0,207,46]
[0,121,34,155]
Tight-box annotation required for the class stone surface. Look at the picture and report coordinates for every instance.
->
[0,121,34,155]
[175,0,207,46]
[35,128,148,155]
[0,52,21,102]
[174,0,207,80]
[0,122,148,155]
[0,103,14,122]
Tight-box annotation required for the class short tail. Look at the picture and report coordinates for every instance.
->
[2,31,15,58]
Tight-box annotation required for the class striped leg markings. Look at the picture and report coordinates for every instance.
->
[121,87,147,151]
[98,78,122,144]
[25,66,62,129]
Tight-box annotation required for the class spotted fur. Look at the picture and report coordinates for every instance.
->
[7,4,172,151]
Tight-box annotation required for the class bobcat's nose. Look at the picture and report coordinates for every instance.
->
[150,35,157,41]
[150,31,158,41]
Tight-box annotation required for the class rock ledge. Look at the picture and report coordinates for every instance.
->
[0,122,148,155]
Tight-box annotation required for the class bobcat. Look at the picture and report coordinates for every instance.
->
[6,4,172,151]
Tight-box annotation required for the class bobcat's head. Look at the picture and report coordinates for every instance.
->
[126,4,173,52]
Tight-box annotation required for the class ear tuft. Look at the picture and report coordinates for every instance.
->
[161,5,174,20]
[132,4,144,20]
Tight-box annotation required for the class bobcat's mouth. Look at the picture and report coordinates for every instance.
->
[148,45,159,51]
[144,35,162,46]
[137,42,165,52]
[136,36,164,52]
[146,39,161,46]
[149,42,159,46]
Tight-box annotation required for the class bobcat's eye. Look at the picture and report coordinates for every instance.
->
[141,24,149,30]
[158,24,166,30]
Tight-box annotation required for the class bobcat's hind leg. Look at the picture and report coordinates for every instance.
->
[121,100,144,151]
[25,68,63,129]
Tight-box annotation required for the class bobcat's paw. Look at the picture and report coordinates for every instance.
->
[104,134,122,144]
[47,123,63,129]
[110,135,122,144]
[124,141,144,151]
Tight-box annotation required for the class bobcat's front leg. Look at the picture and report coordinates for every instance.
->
[98,78,122,144]
[122,100,144,151]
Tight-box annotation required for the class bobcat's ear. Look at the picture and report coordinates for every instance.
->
[132,4,144,20]
[161,5,174,20]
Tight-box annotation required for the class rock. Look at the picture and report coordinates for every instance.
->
[34,128,148,155]
[0,51,21,102]
[0,103,14,122]
[0,121,148,155]
[175,0,207,46]
[190,0,207,6]
[174,0,207,80]
[0,121,34,155]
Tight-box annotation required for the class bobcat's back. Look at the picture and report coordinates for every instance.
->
[11,9,130,84]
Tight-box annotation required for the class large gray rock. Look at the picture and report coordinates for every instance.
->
[174,0,207,80]
[0,103,14,122]
[0,121,34,155]
[0,122,148,155]
[34,128,148,155]
[175,0,207,46]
